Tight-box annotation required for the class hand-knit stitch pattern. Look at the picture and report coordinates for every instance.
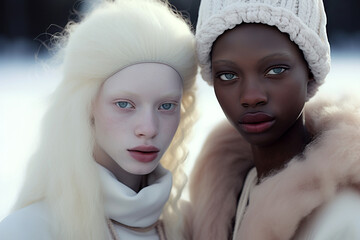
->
[196,0,330,99]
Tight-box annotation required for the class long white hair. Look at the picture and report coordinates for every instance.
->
[13,0,197,239]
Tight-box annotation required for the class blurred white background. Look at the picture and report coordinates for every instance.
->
[1,46,360,220]
[1,0,360,221]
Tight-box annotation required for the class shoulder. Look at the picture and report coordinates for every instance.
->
[305,94,360,135]
[0,201,53,240]
[309,189,360,240]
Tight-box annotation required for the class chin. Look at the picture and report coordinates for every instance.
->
[127,163,159,175]
[241,133,276,147]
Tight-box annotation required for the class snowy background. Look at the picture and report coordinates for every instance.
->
[1,43,359,220]
[1,0,360,221]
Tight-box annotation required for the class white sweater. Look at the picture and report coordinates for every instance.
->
[0,164,172,240]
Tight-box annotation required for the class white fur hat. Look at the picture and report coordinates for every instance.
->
[61,0,197,92]
[196,0,331,98]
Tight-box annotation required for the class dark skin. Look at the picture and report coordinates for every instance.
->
[211,24,313,179]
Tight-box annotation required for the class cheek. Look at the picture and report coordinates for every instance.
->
[271,80,307,120]
[160,113,181,145]
[214,84,228,108]
[94,107,115,133]
[214,84,239,119]
[93,107,129,144]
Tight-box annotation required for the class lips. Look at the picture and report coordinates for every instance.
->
[127,145,160,163]
[239,112,275,133]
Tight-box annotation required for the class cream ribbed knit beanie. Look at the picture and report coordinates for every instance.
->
[196,0,330,98]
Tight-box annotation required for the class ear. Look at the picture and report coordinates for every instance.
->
[306,70,315,88]
[305,71,316,102]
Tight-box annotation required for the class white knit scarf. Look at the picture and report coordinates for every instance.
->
[98,164,172,239]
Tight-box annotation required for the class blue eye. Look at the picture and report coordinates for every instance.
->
[116,101,134,109]
[267,67,286,75]
[159,103,176,111]
[219,73,237,81]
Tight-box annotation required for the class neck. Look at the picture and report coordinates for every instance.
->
[252,114,312,180]
[93,144,146,192]
[106,162,147,193]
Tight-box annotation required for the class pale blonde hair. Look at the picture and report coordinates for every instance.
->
[13,0,197,239]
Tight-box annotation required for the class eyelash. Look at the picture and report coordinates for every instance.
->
[215,65,289,80]
[116,101,134,109]
[216,72,238,81]
[115,101,178,112]
[266,66,288,76]
[159,102,178,112]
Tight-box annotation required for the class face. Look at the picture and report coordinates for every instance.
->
[211,24,313,146]
[92,63,183,176]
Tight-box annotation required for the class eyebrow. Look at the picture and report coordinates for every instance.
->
[211,59,237,66]
[212,53,292,66]
[159,92,183,100]
[212,52,290,63]
[258,53,292,64]
[112,90,182,100]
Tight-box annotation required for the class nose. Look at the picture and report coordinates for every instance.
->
[134,109,159,139]
[240,77,267,108]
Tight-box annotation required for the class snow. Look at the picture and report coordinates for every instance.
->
[0,48,359,220]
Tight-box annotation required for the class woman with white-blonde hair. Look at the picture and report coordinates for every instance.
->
[0,0,197,239]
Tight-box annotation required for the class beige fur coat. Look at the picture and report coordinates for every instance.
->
[186,96,360,240]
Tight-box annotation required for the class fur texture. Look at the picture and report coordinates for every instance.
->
[188,95,360,240]
[188,120,253,239]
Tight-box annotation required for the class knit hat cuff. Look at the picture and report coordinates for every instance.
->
[196,3,330,98]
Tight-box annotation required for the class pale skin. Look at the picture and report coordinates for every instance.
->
[92,63,183,192]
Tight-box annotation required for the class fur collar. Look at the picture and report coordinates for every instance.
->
[188,96,360,240]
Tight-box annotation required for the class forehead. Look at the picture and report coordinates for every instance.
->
[101,63,183,96]
[211,23,304,62]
